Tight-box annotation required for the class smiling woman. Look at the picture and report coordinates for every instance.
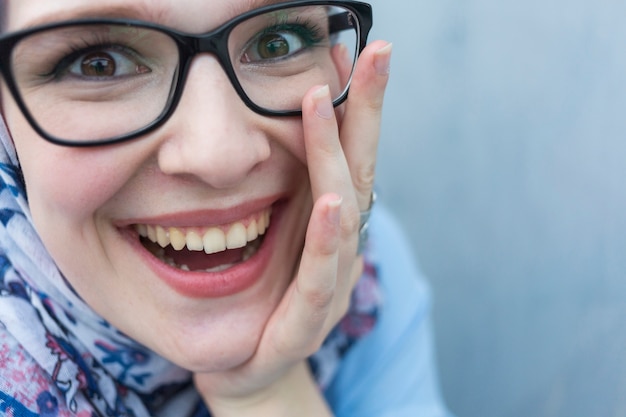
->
[0,1,451,416]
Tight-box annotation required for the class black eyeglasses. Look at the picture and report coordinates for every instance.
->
[0,0,372,146]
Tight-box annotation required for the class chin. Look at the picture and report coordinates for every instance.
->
[165,323,264,373]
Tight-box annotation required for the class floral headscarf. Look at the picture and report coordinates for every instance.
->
[0,116,382,416]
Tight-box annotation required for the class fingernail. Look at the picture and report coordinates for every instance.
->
[313,85,334,119]
[374,43,392,75]
[327,195,342,227]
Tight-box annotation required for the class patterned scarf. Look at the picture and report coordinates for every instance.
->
[0,116,382,417]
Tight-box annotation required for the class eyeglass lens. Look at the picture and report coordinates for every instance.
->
[8,4,359,143]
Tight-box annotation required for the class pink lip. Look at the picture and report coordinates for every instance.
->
[117,195,280,228]
[120,198,285,299]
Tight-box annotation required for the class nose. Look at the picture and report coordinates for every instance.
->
[156,56,271,189]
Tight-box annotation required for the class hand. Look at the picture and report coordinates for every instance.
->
[193,41,392,416]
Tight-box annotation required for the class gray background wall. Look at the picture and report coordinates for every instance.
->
[368,0,626,416]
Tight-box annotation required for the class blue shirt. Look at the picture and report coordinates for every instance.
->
[325,204,452,417]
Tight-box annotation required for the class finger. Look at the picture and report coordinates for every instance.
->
[301,84,360,250]
[331,255,365,320]
[301,85,352,199]
[340,41,392,210]
[271,194,343,357]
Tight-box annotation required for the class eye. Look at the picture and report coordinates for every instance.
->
[246,31,304,61]
[241,24,324,63]
[64,47,151,79]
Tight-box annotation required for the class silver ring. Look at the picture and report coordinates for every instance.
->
[357,191,376,254]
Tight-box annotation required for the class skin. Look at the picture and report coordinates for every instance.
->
[1,0,391,415]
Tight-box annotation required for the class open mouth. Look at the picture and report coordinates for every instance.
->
[135,207,271,273]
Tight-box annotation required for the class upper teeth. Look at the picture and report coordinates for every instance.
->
[135,208,271,254]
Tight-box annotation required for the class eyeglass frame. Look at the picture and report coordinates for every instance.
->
[0,0,373,147]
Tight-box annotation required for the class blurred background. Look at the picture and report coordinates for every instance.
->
[367,0,626,416]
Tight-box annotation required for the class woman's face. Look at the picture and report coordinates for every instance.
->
[2,0,319,372]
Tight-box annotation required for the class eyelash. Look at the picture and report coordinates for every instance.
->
[257,19,325,47]
[39,35,132,79]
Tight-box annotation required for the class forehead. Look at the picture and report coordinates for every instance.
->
[4,0,292,32]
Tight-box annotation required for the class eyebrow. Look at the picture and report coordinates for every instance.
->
[228,0,294,16]
[22,0,294,30]
[23,3,160,29]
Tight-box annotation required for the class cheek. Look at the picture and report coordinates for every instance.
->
[4,98,122,224]
[23,150,122,225]
[14,143,130,242]
[260,116,308,166]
